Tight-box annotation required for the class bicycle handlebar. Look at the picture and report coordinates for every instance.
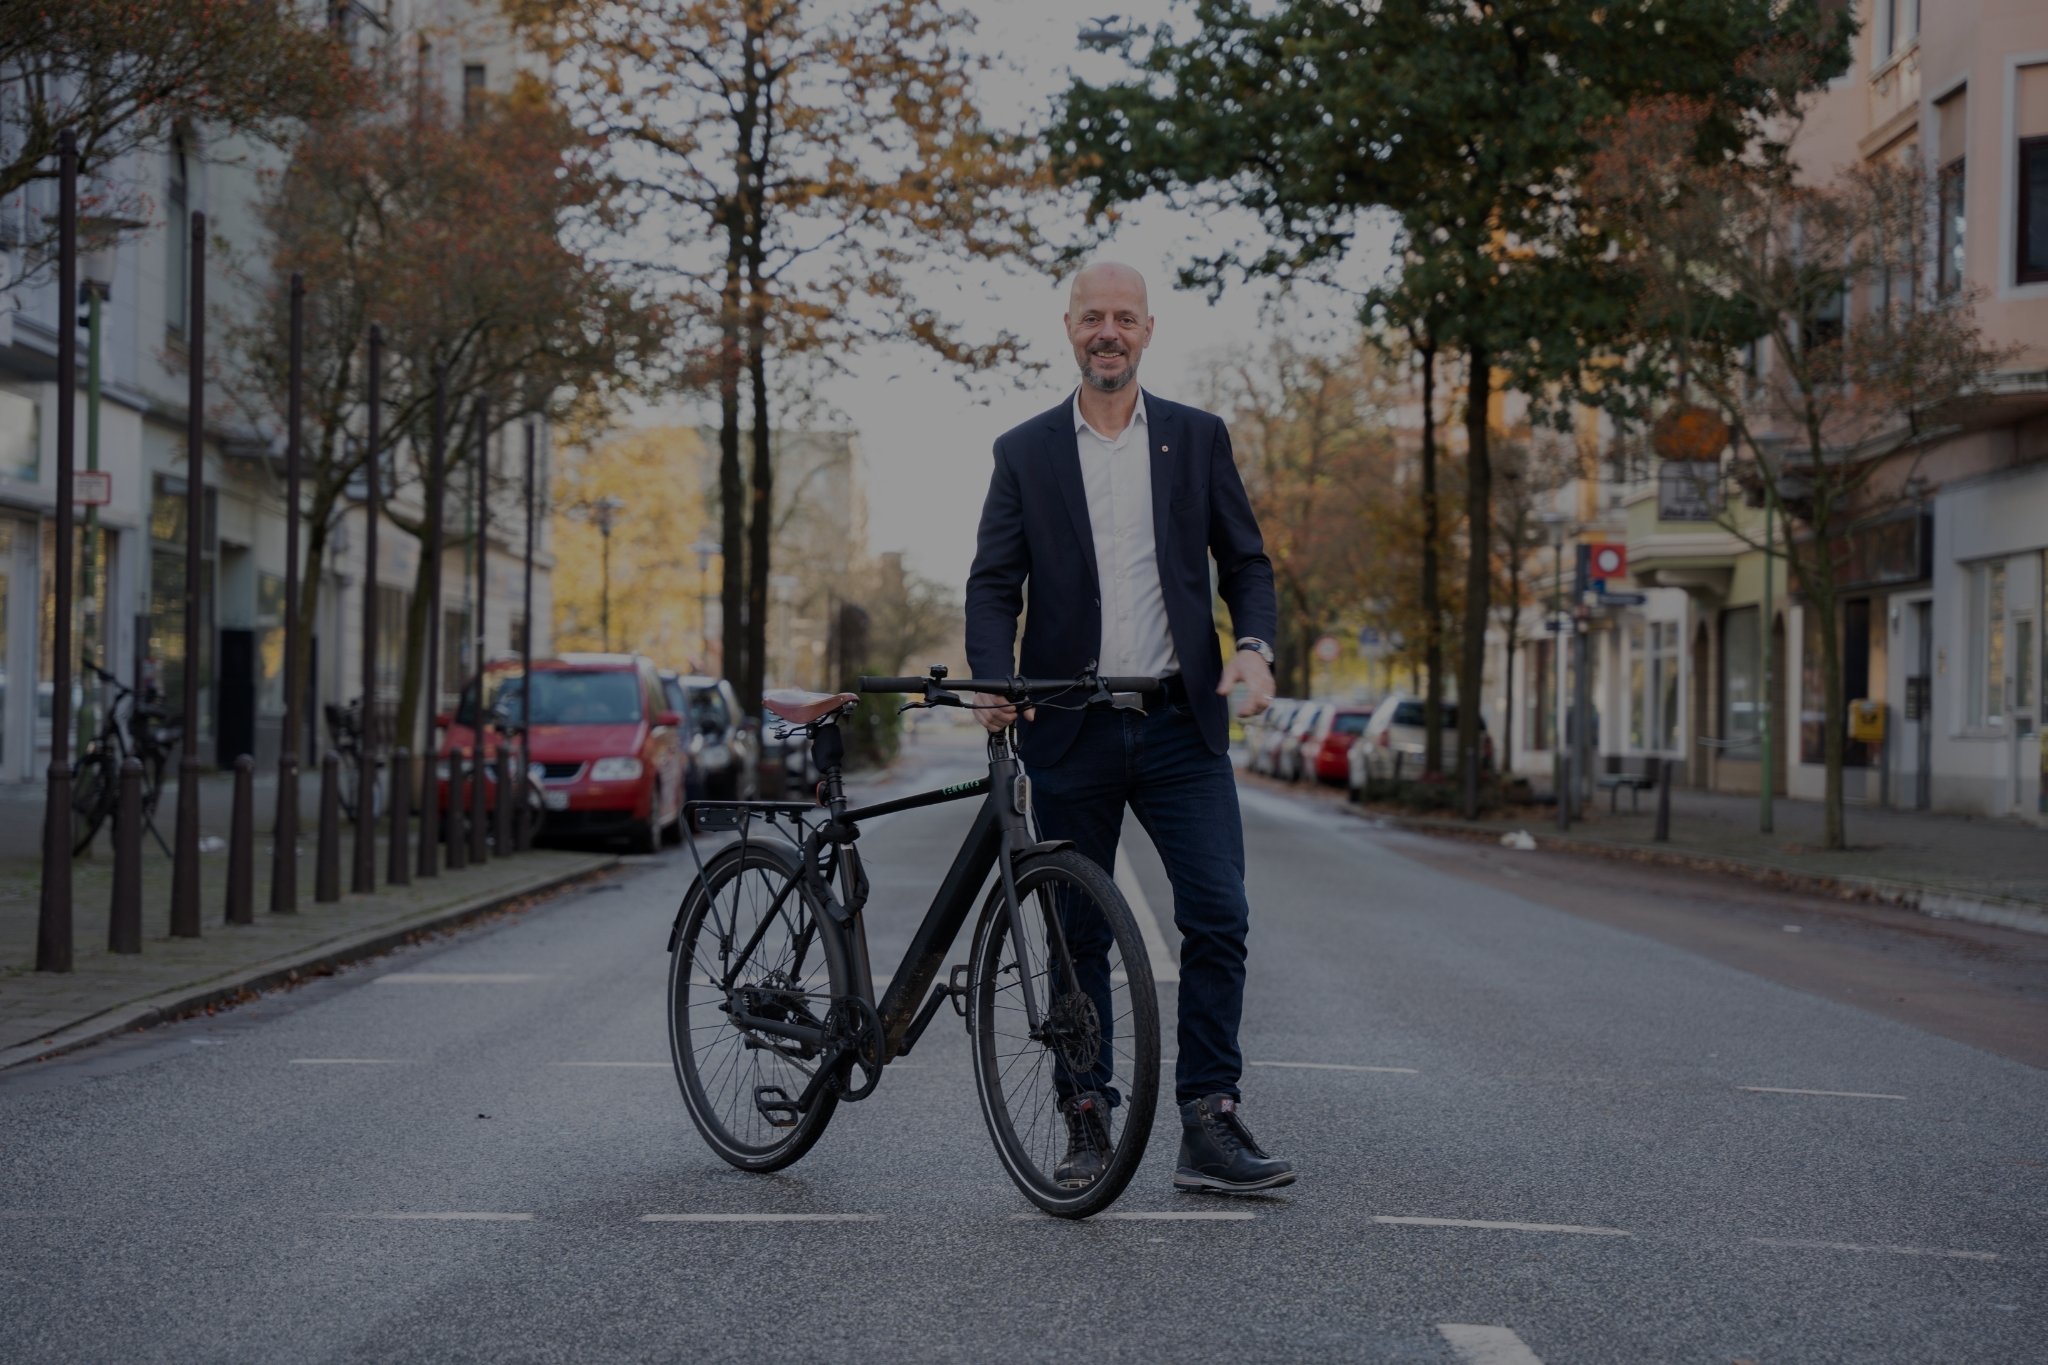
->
[857,673,1162,700]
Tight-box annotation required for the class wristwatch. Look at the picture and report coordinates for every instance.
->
[1235,637,1275,666]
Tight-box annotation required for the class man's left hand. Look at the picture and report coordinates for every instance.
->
[1219,649,1275,718]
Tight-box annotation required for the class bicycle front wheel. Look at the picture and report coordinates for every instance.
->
[667,837,839,1172]
[968,849,1160,1218]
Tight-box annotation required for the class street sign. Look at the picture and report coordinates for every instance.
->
[1589,543,1626,580]
[75,470,111,506]
[1315,635,1341,663]
[1596,591,1648,606]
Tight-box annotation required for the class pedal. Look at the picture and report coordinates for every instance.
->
[947,963,971,1018]
[752,1085,801,1128]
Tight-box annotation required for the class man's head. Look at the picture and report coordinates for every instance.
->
[1064,261,1153,394]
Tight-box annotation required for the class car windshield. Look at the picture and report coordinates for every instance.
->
[687,686,730,730]
[486,671,643,726]
[1332,712,1370,736]
[1389,701,1485,731]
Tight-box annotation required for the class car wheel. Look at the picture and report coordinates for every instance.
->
[628,811,661,855]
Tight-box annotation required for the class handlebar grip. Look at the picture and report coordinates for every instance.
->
[1100,676,1163,693]
[856,676,928,693]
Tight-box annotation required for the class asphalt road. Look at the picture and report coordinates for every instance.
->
[2,722,2042,1363]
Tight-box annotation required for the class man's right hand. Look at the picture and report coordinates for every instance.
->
[976,701,1035,734]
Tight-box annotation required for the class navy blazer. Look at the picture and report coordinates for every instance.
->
[965,390,1278,767]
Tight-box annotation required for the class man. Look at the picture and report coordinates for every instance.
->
[965,260,1294,1195]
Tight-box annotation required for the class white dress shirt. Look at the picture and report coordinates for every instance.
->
[1073,388,1179,679]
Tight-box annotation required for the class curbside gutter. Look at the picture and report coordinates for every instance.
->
[1342,806,2048,938]
[0,858,619,1072]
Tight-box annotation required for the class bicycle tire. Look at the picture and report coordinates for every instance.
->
[71,751,115,855]
[968,849,1161,1218]
[667,837,840,1172]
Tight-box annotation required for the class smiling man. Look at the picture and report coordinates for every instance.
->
[964,260,1293,1196]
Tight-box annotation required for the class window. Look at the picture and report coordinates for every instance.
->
[2022,138,2048,285]
[1628,621,1681,753]
[463,63,487,123]
[165,136,190,336]
[1936,88,1968,295]
[1876,0,1918,65]
[0,384,37,481]
[1720,607,1760,743]
[1969,560,2007,728]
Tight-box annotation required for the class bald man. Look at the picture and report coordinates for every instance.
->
[965,261,1294,1196]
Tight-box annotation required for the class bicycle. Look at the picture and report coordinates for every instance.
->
[72,661,181,857]
[668,665,1164,1219]
[324,698,386,821]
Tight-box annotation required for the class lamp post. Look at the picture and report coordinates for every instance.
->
[169,208,207,939]
[1539,511,1572,831]
[37,132,79,971]
[587,496,624,651]
[272,272,305,913]
[690,537,720,671]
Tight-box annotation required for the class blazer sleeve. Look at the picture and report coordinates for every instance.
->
[964,438,1028,679]
[1208,417,1279,647]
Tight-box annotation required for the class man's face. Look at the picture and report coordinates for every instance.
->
[1065,268,1153,393]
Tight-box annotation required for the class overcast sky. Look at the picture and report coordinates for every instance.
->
[635,0,1395,588]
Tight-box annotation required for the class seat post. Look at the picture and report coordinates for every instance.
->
[812,721,848,818]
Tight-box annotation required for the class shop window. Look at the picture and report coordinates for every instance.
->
[1968,560,2007,728]
[1803,601,1875,767]
[2020,135,2048,285]
[147,474,214,723]
[1628,620,1681,753]
[1720,606,1760,743]
[0,386,36,481]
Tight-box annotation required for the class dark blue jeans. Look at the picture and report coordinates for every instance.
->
[1026,698,1250,1107]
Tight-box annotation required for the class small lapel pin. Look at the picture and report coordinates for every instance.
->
[1160,444,1168,453]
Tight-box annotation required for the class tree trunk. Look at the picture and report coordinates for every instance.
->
[1418,336,1444,777]
[1459,345,1492,819]
[717,220,745,690]
[743,278,772,716]
[1500,599,1519,776]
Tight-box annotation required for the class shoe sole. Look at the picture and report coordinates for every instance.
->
[1172,1168,1297,1195]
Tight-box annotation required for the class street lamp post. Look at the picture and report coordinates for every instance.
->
[169,209,207,939]
[1540,511,1572,831]
[73,217,140,764]
[690,537,720,671]
[519,420,536,850]
[272,273,305,913]
[589,496,623,652]
[37,132,79,972]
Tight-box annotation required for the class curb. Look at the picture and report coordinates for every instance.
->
[0,857,620,1072]
[1342,806,2048,938]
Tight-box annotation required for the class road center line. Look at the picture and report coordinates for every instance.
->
[374,973,544,985]
[1738,1086,1907,1100]
[1114,847,1179,983]
[640,1213,881,1223]
[1751,1236,1998,1262]
[289,1058,413,1066]
[551,1061,669,1068]
[335,1212,534,1221]
[1250,1061,1420,1075]
[1375,1216,1631,1237]
[1438,1323,1545,1365]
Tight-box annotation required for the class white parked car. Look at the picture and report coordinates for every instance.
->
[1347,694,1492,797]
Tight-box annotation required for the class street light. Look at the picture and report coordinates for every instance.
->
[769,573,799,688]
[585,496,624,651]
[690,537,720,671]
[1539,510,1572,831]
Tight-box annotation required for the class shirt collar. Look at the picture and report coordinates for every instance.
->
[1072,387,1148,442]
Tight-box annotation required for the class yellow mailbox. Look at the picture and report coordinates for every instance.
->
[1848,699,1886,744]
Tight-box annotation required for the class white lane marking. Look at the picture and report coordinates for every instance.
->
[1114,846,1179,983]
[1374,1216,1631,1237]
[1250,1060,1420,1075]
[336,1212,535,1221]
[551,1061,669,1069]
[289,1058,414,1066]
[1011,1210,1255,1222]
[1438,1323,1545,1365]
[1751,1237,1998,1262]
[374,973,544,985]
[1738,1086,1907,1101]
[639,1213,881,1223]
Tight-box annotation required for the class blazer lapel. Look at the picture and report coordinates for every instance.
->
[1043,405,1100,589]
[1148,394,1178,559]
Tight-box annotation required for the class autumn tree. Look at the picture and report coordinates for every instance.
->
[1490,435,1577,775]
[1588,88,2011,849]
[509,0,1047,715]
[0,0,349,283]
[226,68,664,747]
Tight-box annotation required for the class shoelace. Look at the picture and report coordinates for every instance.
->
[1206,1104,1262,1157]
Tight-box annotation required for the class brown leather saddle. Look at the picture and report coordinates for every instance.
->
[761,688,860,726]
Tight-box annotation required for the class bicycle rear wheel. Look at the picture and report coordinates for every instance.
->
[71,751,114,855]
[667,838,839,1172]
[968,849,1160,1218]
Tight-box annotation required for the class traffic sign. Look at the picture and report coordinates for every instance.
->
[1597,591,1648,606]
[1589,543,1626,580]
[75,470,111,506]
[1314,634,1342,663]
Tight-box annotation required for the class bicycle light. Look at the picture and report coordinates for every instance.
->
[1013,774,1031,816]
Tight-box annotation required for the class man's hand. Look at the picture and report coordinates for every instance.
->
[1219,649,1275,718]
[976,700,1036,734]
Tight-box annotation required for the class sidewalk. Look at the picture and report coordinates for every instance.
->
[1342,781,2048,934]
[0,812,617,1066]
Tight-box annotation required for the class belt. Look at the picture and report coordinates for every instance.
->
[1156,673,1190,706]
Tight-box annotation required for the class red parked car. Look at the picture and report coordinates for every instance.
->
[437,653,687,854]
[1306,706,1375,785]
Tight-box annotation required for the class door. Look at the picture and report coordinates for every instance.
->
[2013,609,2037,813]
[1912,600,1933,811]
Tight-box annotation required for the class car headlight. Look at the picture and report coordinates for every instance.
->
[589,756,643,782]
[528,761,548,781]
[698,742,730,767]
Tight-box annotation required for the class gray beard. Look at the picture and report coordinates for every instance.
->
[1080,356,1138,392]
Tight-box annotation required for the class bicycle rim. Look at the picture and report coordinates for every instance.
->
[668,840,839,1172]
[969,849,1160,1218]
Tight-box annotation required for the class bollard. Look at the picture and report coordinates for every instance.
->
[352,750,378,894]
[270,754,298,914]
[1653,755,1673,843]
[417,740,440,879]
[469,738,488,866]
[446,747,468,872]
[494,746,514,854]
[316,752,342,903]
[109,757,143,953]
[387,748,413,886]
[225,755,254,925]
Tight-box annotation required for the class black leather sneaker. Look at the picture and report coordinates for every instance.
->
[1054,1091,1113,1189]
[1174,1094,1295,1194]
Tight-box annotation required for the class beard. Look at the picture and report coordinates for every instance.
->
[1079,347,1138,392]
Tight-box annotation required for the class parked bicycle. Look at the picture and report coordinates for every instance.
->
[668,665,1163,1218]
[72,661,181,857]
[325,698,386,820]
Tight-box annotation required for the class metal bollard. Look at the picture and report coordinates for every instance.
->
[225,755,254,925]
[109,757,143,953]
[494,747,513,854]
[469,739,488,866]
[351,751,378,894]
[1653,756,1673,843]
[387,748,412,886]
[446,748,468,872]
[270,753,298,915]
[316,752,342,903]
[417,742,440,879]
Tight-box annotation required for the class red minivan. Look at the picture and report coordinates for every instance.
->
[438,653,687,854]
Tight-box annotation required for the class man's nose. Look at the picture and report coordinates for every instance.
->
[1090,319,1121,346]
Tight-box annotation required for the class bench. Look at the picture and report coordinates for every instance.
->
[1595,757,1662,812]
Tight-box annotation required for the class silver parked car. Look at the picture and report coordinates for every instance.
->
[1347,694,1492,797]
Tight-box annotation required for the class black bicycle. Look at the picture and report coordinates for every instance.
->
[668,665,1164,1218]
[72,661,181,857]
[324,698,386,820]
